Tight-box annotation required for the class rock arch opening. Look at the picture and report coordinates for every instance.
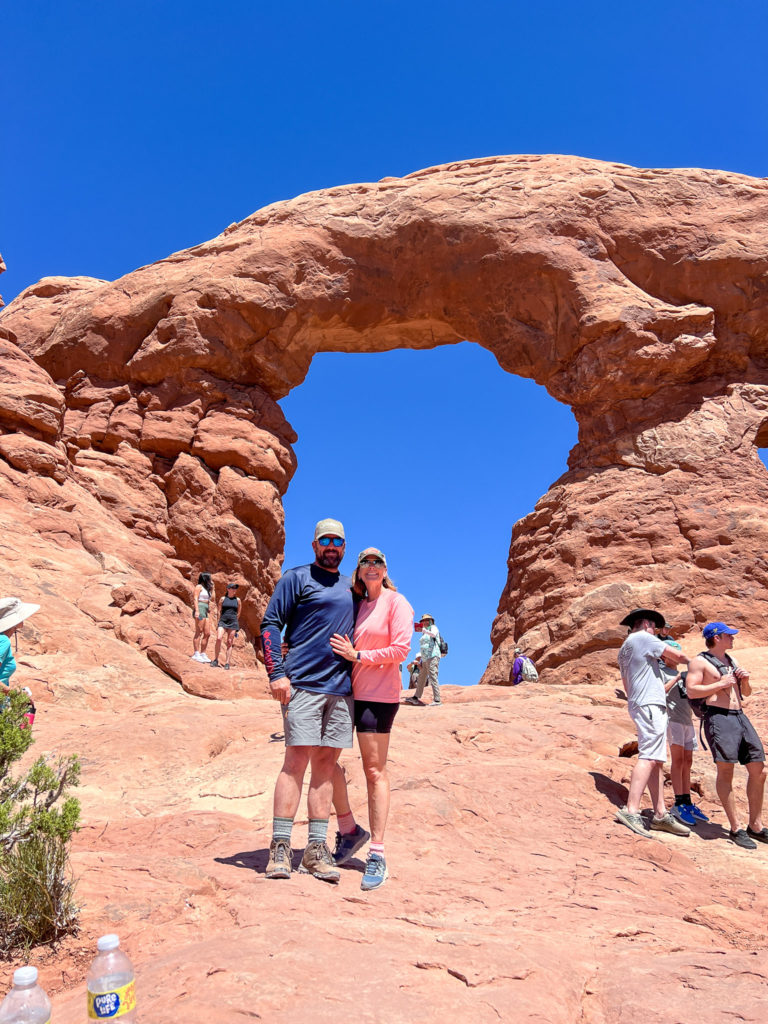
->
[278,343,578,686]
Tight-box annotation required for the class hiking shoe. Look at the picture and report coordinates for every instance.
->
[729,829,757,850]
[209,659,219,667]
[746,826,768,844]
[191,652,204,662]
[299,841,340,883]
[405,697,425,706]
[223,664,230,671]
[650,813,690,836]
[615,806,650,837]
[333,824,371,865]
[198,653,212,663]
[360,852,388,892]
[688,803,710,823]
[265,838,292,879]
[671,804,698,827]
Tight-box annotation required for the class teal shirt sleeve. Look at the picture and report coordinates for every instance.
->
[0,634,16,687]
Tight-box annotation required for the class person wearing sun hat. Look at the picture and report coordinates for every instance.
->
[615,607,691,839]
[406,612,443,706]
[685,621,767,850]
[0,596,40,693]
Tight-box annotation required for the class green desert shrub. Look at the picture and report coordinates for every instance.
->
[0,690,81,956]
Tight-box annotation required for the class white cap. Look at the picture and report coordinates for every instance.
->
[97,934,121,952]
[13,966,38,986]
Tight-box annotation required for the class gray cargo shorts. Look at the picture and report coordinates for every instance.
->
[281,687,354,748]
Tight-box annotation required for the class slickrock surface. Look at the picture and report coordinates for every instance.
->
[5,665,768,1023]
[3,155,768,685]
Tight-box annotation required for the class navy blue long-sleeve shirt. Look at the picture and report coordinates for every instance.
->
[260,563,355,695]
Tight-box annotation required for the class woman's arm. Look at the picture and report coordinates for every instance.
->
[330,596,413,664]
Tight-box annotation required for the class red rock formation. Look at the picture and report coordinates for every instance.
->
[3,154,768,685]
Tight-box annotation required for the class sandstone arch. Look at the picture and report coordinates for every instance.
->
[2,154,768,686]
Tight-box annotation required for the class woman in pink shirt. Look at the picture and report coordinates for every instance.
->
[329,547,414,891]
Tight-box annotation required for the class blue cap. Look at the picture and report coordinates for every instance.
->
[702,621,738,640]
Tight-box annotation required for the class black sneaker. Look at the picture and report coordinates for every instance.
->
[746,826,768,844]
[209,659,219,667]
[333,824,370,865]
[729,828,757,850]
[223,664,230,671]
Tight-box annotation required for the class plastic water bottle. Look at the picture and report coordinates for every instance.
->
[86,935,136,1022]
[0,966,51,1024]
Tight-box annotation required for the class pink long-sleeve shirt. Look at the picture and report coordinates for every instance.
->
[352,588,414,703]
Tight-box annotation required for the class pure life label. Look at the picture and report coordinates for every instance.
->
[88,980,136,1018]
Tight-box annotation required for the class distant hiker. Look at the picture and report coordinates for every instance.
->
[20,687,36,729]
[329,547,414,891]
[615,608,691,839]
[260,519,354,884]
[191,571,214,663]
[211,582,241,670]
[0,597,40,698]
[406,656,422,690]
[685,622,767,850]
[406,613,442,706]
[659,631,709,828]
[513,647,539,685]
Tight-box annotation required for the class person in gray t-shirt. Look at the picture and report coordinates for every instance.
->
[659,635,709,828]
[615,608,690,839]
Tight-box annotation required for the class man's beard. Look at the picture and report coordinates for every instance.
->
[317,549,342,569]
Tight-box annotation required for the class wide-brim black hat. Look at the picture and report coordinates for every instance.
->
[620,608,666,629]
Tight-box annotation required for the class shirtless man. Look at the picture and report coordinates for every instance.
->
[685,621,768,850]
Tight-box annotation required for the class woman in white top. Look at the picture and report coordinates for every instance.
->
[191,572,214,663]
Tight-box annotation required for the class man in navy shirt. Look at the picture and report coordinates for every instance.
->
[261,518,355,882]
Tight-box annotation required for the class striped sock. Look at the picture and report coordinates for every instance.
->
[308,818,329,844]
[337,811,356,835]
[272,817,293,843]
[370,841,385,858]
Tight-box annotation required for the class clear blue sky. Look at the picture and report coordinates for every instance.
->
[4,2,767,685]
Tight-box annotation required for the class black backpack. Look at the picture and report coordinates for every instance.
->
[437,634,448,657]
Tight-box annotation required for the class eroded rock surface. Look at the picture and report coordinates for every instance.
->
[3,154,768,683]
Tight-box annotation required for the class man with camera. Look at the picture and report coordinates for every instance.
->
[685,621,768,850]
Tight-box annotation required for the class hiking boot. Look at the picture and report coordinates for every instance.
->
[209,659,219,667]
[746,826,768,844]
[671,804,698,827]
[333,824,371,865]
[265,838,292,879]
[688,803,710,823]
[650,813,690,836]
[615,806,650,837]
[360,852,388,892]
[729,828,757,850]
[299,841,340,883]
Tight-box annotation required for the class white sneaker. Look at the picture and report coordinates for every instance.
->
[198,653,212,663]
[191,652,204,662]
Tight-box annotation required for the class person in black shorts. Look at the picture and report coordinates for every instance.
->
[685,621,767,850]
[328,547,414,891]
[211,582,241,670]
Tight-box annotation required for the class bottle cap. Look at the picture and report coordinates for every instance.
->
[13,966,38,986]
[97,934,120,952]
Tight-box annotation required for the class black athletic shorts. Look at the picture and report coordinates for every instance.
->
[703,708,765,765]
[354,699,399,734]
